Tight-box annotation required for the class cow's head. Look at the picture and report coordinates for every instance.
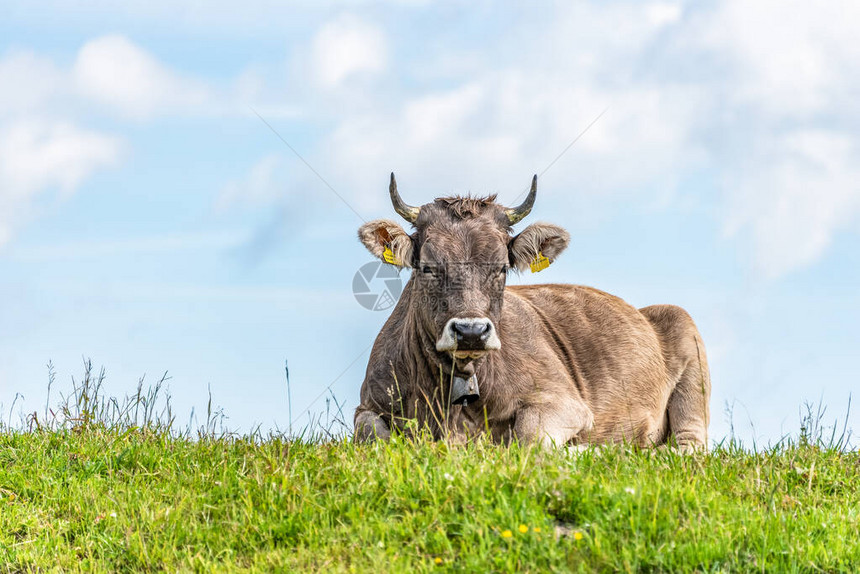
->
[359,174,569,393]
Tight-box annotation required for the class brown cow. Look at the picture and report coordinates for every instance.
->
[354,174,710,450]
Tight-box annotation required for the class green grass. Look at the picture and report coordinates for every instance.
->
[2,430,858,572]
[1,363,858,572]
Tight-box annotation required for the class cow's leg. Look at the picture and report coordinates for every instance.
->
[514,397,594,448]
[353,410,391,443]
[665,340,710,452]
[639,305,711,452]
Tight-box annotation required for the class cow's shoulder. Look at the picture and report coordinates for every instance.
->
[504,283,660,356]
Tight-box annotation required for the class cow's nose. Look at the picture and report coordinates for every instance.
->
[451,319,492,349]
[436,317,501,352]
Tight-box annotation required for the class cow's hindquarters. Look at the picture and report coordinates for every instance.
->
[639,305,711,451]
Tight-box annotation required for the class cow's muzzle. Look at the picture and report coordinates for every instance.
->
[436,317,501,353]
[451,375,480,406]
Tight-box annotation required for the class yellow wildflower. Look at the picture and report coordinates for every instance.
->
[518,524,529,533]
[573,531,584,541]
[501,530,513,538]
[533,527,541,533]
[434,557,442,565]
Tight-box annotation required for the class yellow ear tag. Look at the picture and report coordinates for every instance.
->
[382,245,400,266]
[529,252,550,273]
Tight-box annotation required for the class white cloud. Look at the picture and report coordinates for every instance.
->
[0,120,122,247]
[73,35,211,119]
[2,34,292,123]
[4,6,854,277]
[725,131,860,277]
[0,33,295,247]
[309,1,860,277]
[0,50,65,118]
[646,2,682,27]
[402,84,485,145]
[320,2,706,217]
[0,45,126,247]
[311,14,388,88]
[698,0,860,275]
[702,0,860,118]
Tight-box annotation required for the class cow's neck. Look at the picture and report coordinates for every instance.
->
[394,278,460,382]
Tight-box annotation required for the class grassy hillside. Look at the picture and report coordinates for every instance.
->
[2,429,859,572]
[1,365,858,572]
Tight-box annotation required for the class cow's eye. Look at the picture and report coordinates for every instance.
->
[422,265,434,274]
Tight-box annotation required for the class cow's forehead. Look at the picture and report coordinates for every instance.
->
[420,218,509,263]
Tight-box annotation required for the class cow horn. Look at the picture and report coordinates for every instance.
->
[389,173,420,223]
[504,175,538,224]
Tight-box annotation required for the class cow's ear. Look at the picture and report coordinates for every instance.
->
[508,222,570,272]
[358,219,414,268]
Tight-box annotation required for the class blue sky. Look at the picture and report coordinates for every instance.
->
[1,1,858,445]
